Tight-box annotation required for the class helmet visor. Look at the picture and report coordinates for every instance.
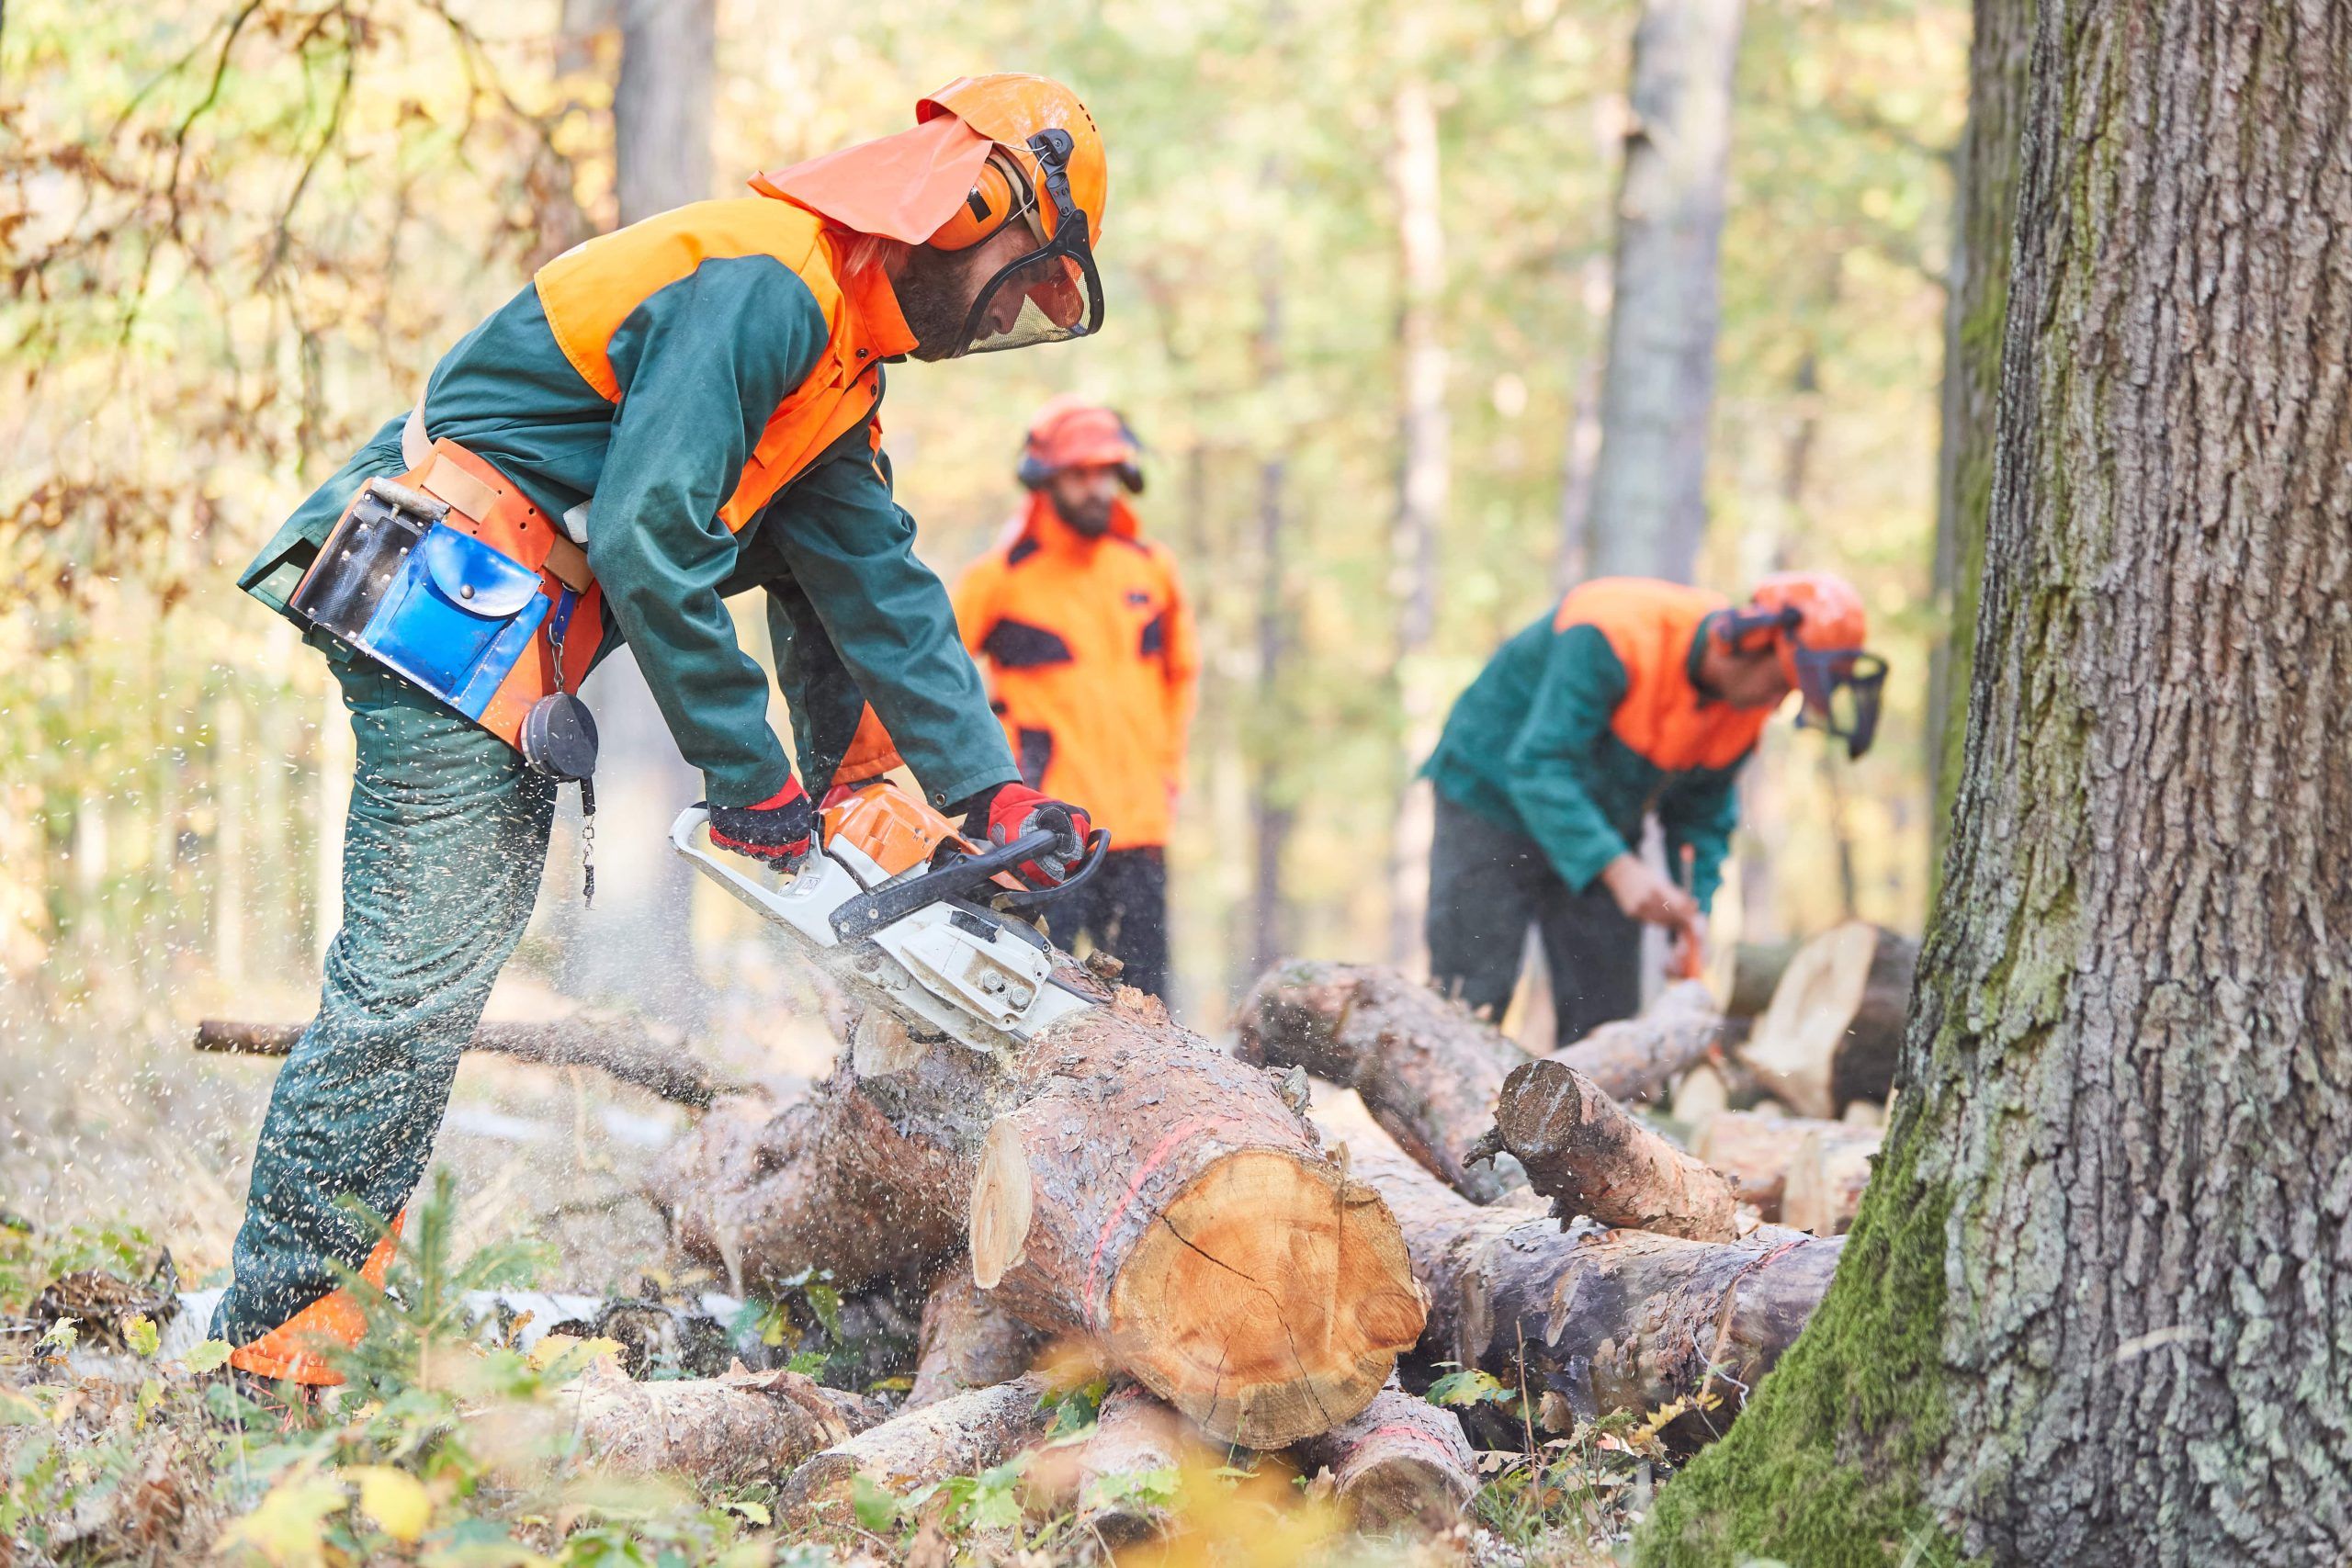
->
[950,132,1104,355]
[1792,648,1888,760]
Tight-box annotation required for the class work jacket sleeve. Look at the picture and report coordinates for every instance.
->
[1502,623,1636,893]
[1157,552,1202,791]
[1658,758,1747,913]
[760,440,1018,812]
[584,257,830,806]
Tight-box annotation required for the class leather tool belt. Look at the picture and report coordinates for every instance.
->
[286,408,605,780]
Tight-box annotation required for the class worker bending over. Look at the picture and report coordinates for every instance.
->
[1421,574,1883,1044]
[955,400,1197,1000]
[217,75,1110,1388]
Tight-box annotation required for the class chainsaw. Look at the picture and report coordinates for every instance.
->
[671,781,1114,1058]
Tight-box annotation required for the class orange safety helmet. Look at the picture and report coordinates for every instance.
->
[753,74,1108,357]
[1018,397,1144,492]
[1723,571,1888,758]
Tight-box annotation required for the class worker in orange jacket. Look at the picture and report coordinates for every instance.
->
[953,400,1198,999]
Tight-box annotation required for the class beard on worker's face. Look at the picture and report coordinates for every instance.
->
[896,244,991,362]
[1050,491,1115,536]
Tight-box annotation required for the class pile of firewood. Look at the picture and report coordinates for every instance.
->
[193,919,1914,1543]
[612,921,1908,1539]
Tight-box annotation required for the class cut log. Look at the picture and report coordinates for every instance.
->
[1780,1123,1882,1236]
[1470,1058,1739,1241]
[1337,1140,1840,1450]
[1549,978,1725,1105]
[1724,940,1803,1018]
[1735,922,1918,1117]
[1233,960,1531,1202]
[782,1372,1056,1514]
[967,993,1426,1449]
[555,1359,878,1487]
[644,1085,967,1297]
[909,1263,1045,1407]
[1291,1382,1477,1536]
[1686,1111,1815,1222]
[1022,1383,1196,1544]
[194,1015,732,1108]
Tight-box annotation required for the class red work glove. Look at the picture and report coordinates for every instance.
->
[707,778,817,865]
[968,783,1092,887]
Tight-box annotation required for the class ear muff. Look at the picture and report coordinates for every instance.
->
[929,155,1023,252]
[1017,452,1054,490]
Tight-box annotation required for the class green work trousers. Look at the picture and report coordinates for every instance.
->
[210,660,555,1347]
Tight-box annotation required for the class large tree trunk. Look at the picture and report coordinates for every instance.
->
[1928,0,2036,879]
[561,0,714,1022]
[1234,961,1531,1202]
[1343,1142,1839,1450]
[1642,4,2352,1561]
[1386,74,1449,966]
[1587,0,1746,581]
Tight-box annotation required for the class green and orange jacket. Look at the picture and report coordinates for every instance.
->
[1421,578,1772,910]
[238,196,1015,813]
[951,494,1198,848]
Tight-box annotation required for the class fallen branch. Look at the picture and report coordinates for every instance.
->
[782,1372,1056,1515]
[1469,1058,1739,1240]
[1338,1140,1840,1450]
[194,1015,730,1109]
[1292,1381,1477,1536]
[1234,961,1530,1202]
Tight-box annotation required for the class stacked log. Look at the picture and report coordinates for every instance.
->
[908,1265,1046,1407]
[1293,1381,1479,1535]
[1469,1057,1741,1239]
[1736,921,1917,1117]
[1688,1111,1883,1230]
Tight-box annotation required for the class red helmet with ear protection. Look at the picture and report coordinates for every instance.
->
[1723,571,1888,759]
[1018,397,1143,492]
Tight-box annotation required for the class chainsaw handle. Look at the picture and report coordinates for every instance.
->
[830,827,1066,941]
[994,828,1113,916]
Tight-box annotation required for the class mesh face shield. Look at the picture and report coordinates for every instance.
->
[951,130,1104,356]
[1793,647,1889,760]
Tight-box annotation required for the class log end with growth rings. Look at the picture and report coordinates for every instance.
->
[1105,1149,1427,1450]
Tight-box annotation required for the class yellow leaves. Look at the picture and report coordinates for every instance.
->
[210,1471,347,1568]
[345,1465,432,1543]
[124,1312,161,1358]
[526,1334,626,1378]
[185,1339,234,1374]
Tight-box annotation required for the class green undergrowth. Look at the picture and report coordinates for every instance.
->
[1633,1123,1965,1568]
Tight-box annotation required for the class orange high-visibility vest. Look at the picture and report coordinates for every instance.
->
[533,197,911,531]
[1554,578,1772,771]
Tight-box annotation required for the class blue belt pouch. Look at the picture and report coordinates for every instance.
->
[355,522,548,721]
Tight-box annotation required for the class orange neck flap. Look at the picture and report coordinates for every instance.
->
[751,116,995,244]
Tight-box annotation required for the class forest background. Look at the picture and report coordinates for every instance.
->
[0,0,1962,1045]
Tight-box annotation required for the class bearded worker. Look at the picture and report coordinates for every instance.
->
[1421,573,1886,1045]
[217,74,1110,1390]
[953,400,1197,1000]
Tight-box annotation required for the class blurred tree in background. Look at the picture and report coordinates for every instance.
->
[0,0,1964,1032]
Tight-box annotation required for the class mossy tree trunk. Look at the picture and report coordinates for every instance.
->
[1642,3,2352,1563]
[1926,0,2033,878]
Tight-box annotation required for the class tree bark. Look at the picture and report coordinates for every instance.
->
[1472,1057,1740,1241]
[1342,1143,1838,1451]
[1234,960,1530,1202]
[967,993,1424,1449]
[1642,3,2352,1560]
[562,0,716,1023]
[1293,1382,1477,1536]
[195,1016,731,1108]
[782,1373,1055,1516]
[908,1263,1046,1408]
[546,1361,876,1489]
[1553,978,1726,1104]
[1686,1111,1873,1224]
[1588,0,1747,581]
[1732,922,1916,1119]
[1386,74,1449,966]
[1928,0,2036,881]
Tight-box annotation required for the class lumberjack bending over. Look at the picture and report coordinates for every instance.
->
[1420,573,1884,1043]
[216,74,1110,1387]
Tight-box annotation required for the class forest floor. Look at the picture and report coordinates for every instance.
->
[0,955,1645,1567]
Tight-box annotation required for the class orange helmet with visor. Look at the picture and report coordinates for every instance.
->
[1721,571,1888,759]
